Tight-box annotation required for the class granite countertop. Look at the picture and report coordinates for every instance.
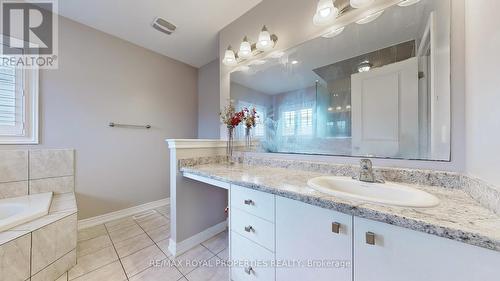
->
[181,163,500,252]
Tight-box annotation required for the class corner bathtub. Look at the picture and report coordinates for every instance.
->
[0,192,53,232]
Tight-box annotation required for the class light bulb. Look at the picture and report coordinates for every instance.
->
[222,46,237,66]
[238,36,252,59]
[356,10,384,24]
[321,26,345,38]
[350,0,375,9]
[313,0,338,26]
[398,0,421,7]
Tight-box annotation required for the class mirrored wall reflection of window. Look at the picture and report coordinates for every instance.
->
[230,0,451,161]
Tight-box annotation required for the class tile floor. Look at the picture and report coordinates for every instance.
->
[65,205,229,281]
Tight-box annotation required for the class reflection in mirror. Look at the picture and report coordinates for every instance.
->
[230,0,450,161]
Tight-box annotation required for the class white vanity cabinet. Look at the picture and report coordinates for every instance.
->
[275,196,353,281]
[354,217,500,281]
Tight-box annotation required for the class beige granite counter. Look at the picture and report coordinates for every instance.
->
[180,162,500,252]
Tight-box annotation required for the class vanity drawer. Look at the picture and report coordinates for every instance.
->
[231,231,275,281]
[231,207,275,251]
[231,185,275,222]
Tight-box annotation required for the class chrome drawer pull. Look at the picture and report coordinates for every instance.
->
[244,199,254,205]
[244,266,254,275]
[244,226,255,233]
[332,222,341,234]
[366,232,376,245]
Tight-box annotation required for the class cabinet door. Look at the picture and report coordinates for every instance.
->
[276,197,352,281]
[354,217,500,281]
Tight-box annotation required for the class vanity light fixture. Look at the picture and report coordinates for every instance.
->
[398,0,421,7]
[256,26,278,51]
[356,10,384,24]
[350,0,375,9]
[322,26,345,38]
[313,0,339,26]
[223,46,238,66]
[238,36,253,59]
[358,60,372,72]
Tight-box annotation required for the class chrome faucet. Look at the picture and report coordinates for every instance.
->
[354,159,384,183]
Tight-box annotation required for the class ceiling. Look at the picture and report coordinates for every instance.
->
[58,0,262,67]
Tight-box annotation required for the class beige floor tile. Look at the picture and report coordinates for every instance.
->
[185,256,229,281]
[128,262,183,281]
[137,215,169,232]
[77,234,112,258]
[173,244,215,275]
[216,247,229,261]
[78,225,107,242]
[146,225,170,242]
[154,206,169,216]
[156,239,173,258]
[121,245,167,278]
[72,261,127,281]
[105,217,137,233]
[68,246,118,280]
[201,231,228,255]
[109,224,144,243]
[114,233,154,258]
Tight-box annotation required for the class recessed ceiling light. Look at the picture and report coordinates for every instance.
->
[346,105,352,109]
[328,107,334,111]
[358,60,372,72]
[291,60,299,65]
[336,106,342,110]
[356,10,384,24]
[322,26,345,39]
[398,0,421,7]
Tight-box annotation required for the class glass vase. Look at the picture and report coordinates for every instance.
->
[226,126,234,163]
[245,127,252,149]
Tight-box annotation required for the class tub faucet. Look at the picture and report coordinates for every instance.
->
[354,159,384,183]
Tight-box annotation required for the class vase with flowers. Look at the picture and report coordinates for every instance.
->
[243,107,258,149]
[220,101,244,162]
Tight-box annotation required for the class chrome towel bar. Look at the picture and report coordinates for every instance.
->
[108,122,151,129]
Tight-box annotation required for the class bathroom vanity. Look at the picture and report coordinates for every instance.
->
[179,158,500,281]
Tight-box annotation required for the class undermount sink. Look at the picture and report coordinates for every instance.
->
[307,176,440,208]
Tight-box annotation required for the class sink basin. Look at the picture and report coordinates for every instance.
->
[307,176,440,208]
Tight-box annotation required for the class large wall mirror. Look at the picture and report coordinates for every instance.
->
[230,0,451,161]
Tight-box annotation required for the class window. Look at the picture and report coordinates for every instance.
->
[282,111,296,136]
[0,65,38,144]
[298,108,313,135]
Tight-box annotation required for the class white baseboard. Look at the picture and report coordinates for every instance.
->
[78,198,170,230]
[168,220,228,257]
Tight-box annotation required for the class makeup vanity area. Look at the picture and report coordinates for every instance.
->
[167,0,500,280]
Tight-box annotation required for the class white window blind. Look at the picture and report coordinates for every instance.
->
[298,108,313,135]
[0,66,24,136]
[282,111,296,136]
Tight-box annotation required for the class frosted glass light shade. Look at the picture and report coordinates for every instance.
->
[313,0,338,26]
[222,47,237,66]
[256,26,273,51]
[350,0,375,9]
[356,10,384,24]
[321,26,345,38]
[238,37,252,59]
[398,0,421,7]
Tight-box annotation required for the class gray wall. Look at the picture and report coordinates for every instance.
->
[0,16,198,219]
[197,59,220,139]
[218,0,465,172]
[465,0,500,189]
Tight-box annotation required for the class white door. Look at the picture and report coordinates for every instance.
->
[354,217,500,281]
[351,57,419,158]
[276,197,352,281]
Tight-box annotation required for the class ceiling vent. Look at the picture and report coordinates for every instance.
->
[152,17,176,35]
